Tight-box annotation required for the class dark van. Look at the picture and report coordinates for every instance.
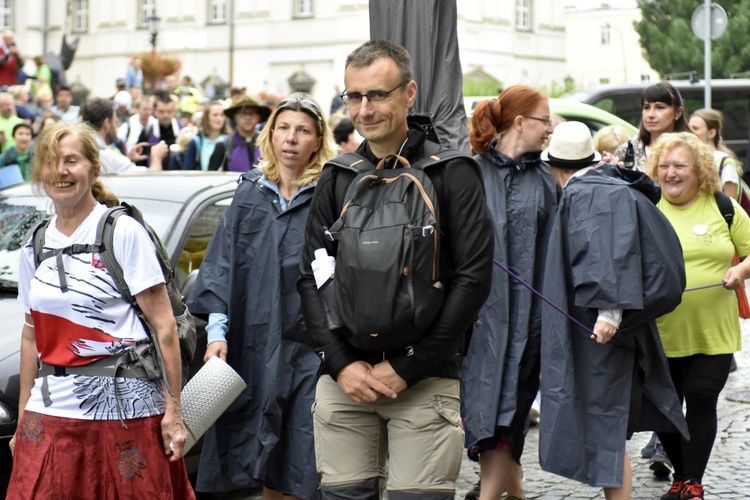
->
[564,79,750,169]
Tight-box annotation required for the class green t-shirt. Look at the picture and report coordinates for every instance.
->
[16,150,30,180]
[656,192,750,357]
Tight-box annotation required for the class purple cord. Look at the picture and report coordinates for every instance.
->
[492,258,597,340]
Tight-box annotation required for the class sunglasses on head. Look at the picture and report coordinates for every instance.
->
[277,97,323,121]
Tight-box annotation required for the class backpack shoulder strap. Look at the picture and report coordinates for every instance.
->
[326,152,376,174]
[94,202,174,311]
[194,133,203,165]
[326,153,378,212]
[94,205,135,304]
[221,134,234,170]
[719,154,728,171]
[32,215,102,292]
[31,218,52,267]
[411,148,469,171]
[715,190,734,230]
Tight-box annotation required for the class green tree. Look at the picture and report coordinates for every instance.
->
[635,0,750,78]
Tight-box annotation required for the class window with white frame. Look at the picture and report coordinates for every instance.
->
[515,0,531,31]
[295,0,313,18]
[73,0,89,33]
[600,23,610,46]
[0,0,11,29]
[209,0,226,24]
[139,0,156,28]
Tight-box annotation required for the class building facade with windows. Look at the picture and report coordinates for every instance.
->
[8,0,565,113]
[562,2,658,87]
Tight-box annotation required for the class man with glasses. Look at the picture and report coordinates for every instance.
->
[298,40,494,499]
[208,95,271,171]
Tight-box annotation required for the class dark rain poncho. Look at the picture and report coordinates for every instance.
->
[187,170,320,498]
[461,149,557,460]
[539,167,689,488]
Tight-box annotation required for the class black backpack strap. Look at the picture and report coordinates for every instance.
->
[326,152,376,173]
[411,148,469,170]
[715,190,734,230]
[326,153,378,213]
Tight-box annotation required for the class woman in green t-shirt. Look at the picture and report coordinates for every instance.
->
[646,132,750,500]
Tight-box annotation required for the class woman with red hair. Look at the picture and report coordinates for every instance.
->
[461,85,557,500]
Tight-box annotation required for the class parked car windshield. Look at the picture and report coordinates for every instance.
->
[0,194,181,289]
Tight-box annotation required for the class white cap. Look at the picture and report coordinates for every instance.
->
[114,90,132,109]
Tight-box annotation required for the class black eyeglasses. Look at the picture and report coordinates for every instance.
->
[340,82,407,107]
[277,97,323,121]
[525,116,553,127]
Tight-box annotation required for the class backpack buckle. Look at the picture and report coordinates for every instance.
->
[420,225,435,237]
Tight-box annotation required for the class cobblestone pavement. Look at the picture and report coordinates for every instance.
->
[203,320,750,500]
[455,318,750,499]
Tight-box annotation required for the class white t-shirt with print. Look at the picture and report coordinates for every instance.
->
[18,203,167,420]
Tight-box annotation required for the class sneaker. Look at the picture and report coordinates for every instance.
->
[464,481,480,500]
[641,433,659,458]
[660,479,685,500]
[649,441,674,478]
[529,401,540,427]
[680,481,704,499]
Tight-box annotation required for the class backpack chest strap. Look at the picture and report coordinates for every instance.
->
[39,244,102,293]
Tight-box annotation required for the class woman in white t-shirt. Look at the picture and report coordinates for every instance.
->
[689,108,744,201]
[7,122,195,499]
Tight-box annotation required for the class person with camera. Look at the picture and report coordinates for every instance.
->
[0,30,24,87]
[81,97,167,173]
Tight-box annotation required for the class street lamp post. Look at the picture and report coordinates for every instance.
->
[147,14,161,54]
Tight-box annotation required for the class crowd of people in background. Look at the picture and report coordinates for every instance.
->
[0,43,365,188]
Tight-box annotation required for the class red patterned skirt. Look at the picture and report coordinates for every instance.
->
[7,411,195,500]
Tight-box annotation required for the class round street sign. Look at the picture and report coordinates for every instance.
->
[692,3,728,41]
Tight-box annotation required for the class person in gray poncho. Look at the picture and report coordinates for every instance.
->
[539,121,689,499]
[461,85,557,500]
[187,94,335,499]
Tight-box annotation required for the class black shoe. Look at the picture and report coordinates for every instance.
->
[465,481,480,500]
[641,433,659,458]
[650,442,674,479]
